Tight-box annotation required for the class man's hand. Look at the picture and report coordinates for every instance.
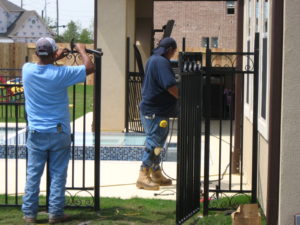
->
[75,44,86,54]
[55,48,69,61]
[168,85,179,99]
[75,43,95,75]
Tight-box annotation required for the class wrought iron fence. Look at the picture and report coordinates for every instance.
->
[176,33,259,224]
[125,37,144,133]
[0,49,103,211]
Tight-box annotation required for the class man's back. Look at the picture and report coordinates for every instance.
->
[22,63,86,133]
[140,54,177,117]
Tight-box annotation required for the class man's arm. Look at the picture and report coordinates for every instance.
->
[54,48,69,61]
[75,44,95,75]
[168,85,179,99]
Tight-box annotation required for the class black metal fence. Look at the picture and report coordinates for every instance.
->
[176,33,259,224]
[176,53,203,224]
[125,37,144,133]
[0,49,103,210]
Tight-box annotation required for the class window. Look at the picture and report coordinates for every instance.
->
[226,1,235,14]
[248,0,252,36]
[260,0,269,121]
[263,0,269,33]
[211,37,218,48]
[201,37,209,48]
[246,41,250,104]
[257,0,270,139]
[255,0,260,32]
[261,38,268,119]
[245,0,253,121]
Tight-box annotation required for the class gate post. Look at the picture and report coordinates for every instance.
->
[203,47,212,216]
[94,49,103,211]
[251,33,259,203]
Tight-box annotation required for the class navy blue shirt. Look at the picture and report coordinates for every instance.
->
[139,55,177,117]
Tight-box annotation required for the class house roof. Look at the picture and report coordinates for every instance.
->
[0,0,24,12]
[8,10,54,37]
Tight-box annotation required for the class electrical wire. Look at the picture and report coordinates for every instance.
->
[160,118,176,181]
[160,119,232,184]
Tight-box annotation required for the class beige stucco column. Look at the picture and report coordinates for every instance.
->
[96,0,136,131]
[278,0,300,224]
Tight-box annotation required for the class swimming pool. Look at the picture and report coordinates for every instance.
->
[0,129,177,161]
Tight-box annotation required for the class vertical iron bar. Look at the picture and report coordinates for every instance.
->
[94,50,102,211]
[125,37,130,132]
[15,105,19,204]
[5,104,8,204]
[46,154,50,211]
[251,33,260,203]
[240,74,245,191]
[203,48,212,216]
[229,74,234,190]
[72,85,76,188]
[182,37,186,52]
[218,75,224,189]
[82,81,87,188]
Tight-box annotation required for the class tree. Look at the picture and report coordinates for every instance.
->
[78,28,93,44]
[62,21,80,43]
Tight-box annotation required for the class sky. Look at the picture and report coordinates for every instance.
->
[9,0,94,34]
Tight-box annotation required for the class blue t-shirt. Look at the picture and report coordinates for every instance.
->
[22,63,86,134]
[139,55,177,117]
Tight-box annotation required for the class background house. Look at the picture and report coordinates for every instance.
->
[0,0,53,43]
[154,1,237,50]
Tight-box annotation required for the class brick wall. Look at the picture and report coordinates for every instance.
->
[154,1,237,50]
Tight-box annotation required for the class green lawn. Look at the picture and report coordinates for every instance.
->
[0,195,266,225]
[0,84,93,123]
[68,84,94,121]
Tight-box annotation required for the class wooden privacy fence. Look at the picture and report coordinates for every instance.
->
[0,43,94,85]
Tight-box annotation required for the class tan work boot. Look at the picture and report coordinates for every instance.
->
[151,169,172,186]
[136,167,160,190]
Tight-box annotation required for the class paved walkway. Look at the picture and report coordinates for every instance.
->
[0,112,251,201]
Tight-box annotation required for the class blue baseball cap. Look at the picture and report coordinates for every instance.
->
[153,37,177,55]
[36,37,58,56]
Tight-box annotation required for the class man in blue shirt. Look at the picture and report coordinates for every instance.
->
[136,37,179,190]
[22,37,94,223]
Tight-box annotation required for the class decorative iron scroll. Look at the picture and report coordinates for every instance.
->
[210,53,255,73]
[65,190,95,207]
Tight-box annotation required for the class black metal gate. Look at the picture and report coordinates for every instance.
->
[176,33,259,224]
[0,48,103,210]
[125,38,144,133]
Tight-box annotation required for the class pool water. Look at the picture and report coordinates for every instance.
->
[0,127,24,144]
[73,132,146,146]
[0,129,147,147]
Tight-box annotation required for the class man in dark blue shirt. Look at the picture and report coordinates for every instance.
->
[136,37,178,190]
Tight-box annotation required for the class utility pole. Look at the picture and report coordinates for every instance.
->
[56,0,59,36]
[21,0,23,8]
[44,0,47,20]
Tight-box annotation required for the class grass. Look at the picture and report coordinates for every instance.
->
[0,195,266,225]
[0,84,94,123]
[68,84,94,121]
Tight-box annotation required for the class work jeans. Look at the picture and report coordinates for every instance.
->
[140,113,169,170]
[22,131,71,218]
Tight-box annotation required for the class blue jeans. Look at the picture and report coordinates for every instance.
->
[22,131,71,218]
[140,113,169,169]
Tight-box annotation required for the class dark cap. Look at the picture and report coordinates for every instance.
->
[35,37,57,56]
[153,37,177,56]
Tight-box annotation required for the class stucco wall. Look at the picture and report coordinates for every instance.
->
[278,0,300,224]
[97,0,127,131]
[243,118,269,214]
[135,0,153,67]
